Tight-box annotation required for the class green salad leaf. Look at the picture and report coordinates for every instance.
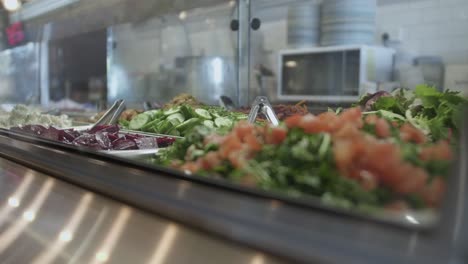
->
[363,85,467,142]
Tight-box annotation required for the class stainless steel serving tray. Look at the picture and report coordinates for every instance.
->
[11,125,176,159]
[4,122,460,230]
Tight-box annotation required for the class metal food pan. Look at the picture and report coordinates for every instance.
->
[101,148,160,159]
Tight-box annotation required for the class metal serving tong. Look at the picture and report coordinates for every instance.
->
[91,99,125,129]
[247,96,279,126]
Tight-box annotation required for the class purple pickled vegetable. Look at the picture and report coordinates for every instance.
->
[41,126,60,141]
[95,132,112,150]
[113,139,138,150]
[156,137,176,148]
[20,125,47,136]
[123,134,139,141]
[59,129,77,142]
[73,134,98,146]
[108,133,119,142]
[88,124,119,134]
[10,124,175,151]
[135,137,158,149]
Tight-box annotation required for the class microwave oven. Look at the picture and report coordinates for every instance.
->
[278,45,395,103]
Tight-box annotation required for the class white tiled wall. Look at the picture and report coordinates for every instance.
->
[376,0,468,65]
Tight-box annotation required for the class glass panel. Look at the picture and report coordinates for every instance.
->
[0,43,40,105]
[107,2,239,108]
[48,30,107,106]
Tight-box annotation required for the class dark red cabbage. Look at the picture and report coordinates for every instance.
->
[10,125,175,151]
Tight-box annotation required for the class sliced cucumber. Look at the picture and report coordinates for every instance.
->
[168,118,181,126]
[141,118,161,131]
[180,105,196,119]
[145,109,163,120]
[195,108,212,120]
[156,120,174,134]
[167,128,181,136]
[129,114,150,130]
[176,118,201,134]
[167,113,185,125]
[214,117,233,128]
[232,113,248,120]
[209,110,222,118]
[203,120,215,129]
[119,119,130,127]
[163,107,180,116]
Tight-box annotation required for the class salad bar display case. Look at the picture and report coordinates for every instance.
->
[0,0,467,263]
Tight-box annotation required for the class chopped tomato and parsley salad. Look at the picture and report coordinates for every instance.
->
[156,104,460,211]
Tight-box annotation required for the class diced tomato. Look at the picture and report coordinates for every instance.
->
[284,115,303,128]
[244,134,262,151]
[420,141,452,161]
[375,118,391,138]
[421,177,446,207]
[200,152,221,170]
[299,114,330,134]
[333,139,353,174]
[266,127,288,145]
[358,170,378,191]
[364,114,379,124]
[219,135,243,158]
[228,151,246,169]
[317,112,340,132]
[367,143,400,180]
[339,107,363,127]
[235,121,254,139]
[393,167,428,194]
[400,123,426,144]
[333,123,361,139]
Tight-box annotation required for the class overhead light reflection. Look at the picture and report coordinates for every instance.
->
[285,61,297,68]
[31,193,94,264]
[211,57,223,85]
[91,206,132,264]
[22,211,36,222]
[229,1,236,7]
[178,11,187,20]
[250,254,265,264]
[59,230,73,242]
[148,224,179,264]
[95,251,109,263]
[405,215,420,225]
[7,197,19,208]
[0,179,55,254]
[0,173,35,226]
[2,0,21,12]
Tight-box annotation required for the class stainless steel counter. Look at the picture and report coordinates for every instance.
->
[0,158,286,264]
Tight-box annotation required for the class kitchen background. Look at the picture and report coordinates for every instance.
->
[109,0,468,106]
[0,0,467,108]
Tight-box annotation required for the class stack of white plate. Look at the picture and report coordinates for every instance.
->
[287,2,320,48]
[320,0,376,46]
